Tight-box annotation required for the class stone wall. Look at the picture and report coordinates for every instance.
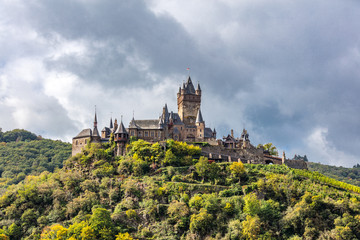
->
[284,159,308,170]
[72,137,90,156]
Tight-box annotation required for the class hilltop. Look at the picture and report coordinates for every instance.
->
[0,129,71,187]
[0,139,359,239]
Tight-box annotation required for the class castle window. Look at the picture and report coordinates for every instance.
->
[138,131,142,137]
[85,140,87,144]
[200,129,202,132]
[200,134,201,137]
[76,140,78,145]
[151,131,154,137]
[181,127,182,130]
[145,131,148,137]
[131,130,134,136]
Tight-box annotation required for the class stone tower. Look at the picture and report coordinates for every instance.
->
[177,77,201,126]
[115,118,129,156]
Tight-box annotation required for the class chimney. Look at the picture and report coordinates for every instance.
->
[231,129,234,138]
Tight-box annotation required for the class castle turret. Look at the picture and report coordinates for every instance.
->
[115,118,129,156]
[196,82,201,95]
[196,109,205,140]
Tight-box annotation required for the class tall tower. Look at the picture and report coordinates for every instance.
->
[177,76,201,126]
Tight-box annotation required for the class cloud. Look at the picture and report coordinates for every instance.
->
[0,0,359,166]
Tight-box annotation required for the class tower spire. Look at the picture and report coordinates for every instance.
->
[92,106,100,139]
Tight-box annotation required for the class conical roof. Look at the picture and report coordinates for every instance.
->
[185,76,196,94]
[115,120,127,134]
[197,82,201,91]
[110,117,113,129]
[92,111,100,137]
[196,109,204,123]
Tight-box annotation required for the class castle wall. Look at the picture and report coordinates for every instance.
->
[285,159,308,170]
[72,137,90,156]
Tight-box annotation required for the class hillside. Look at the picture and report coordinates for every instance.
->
[308,162,360,187]
[0,139,359,239]
[0,129,72,186]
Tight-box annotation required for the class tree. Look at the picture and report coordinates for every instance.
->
[242,215,261,240]
[190,209,213,236]
[116,232,134,240]
[167,200,189,220]
[262,143,278,156]
[89,208,114,239]
[7,223,21,240]
[229,162,246,180]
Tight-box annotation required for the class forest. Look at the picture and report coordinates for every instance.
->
[0,129,71,187]
[308,162,360,187]
[0,136,359,240]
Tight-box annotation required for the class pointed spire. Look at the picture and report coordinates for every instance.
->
[213,128,216,133]
[129,117,138,129]
[185,76,195,93]
[196,109,204,123]
[94,106,98,126]
[197,82,201,91]
[110,117,113,129]
[92,107,100,137]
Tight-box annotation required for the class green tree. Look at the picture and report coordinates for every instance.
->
[229,161,246,180]
[261,143,278,156]
[7,223,21,240]
[89,208,114,239]
[189,209,213,236]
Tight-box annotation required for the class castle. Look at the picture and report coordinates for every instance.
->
[72,76,216,155]
[71,76,307,170]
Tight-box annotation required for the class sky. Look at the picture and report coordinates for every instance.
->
[0,0,359,167]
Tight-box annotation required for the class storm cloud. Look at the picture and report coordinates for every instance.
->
[0,0,359,167]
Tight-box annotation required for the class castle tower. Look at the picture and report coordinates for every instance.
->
[115,118,129,156]
[196,109,205,140]
[177,76,201,126]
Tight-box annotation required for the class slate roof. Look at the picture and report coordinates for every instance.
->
[129,117,139,128]
[130,119,162,129]
[92,127,100,137]
[115,120,128,134]
[102,127,110,132]
[196,109,204,123]
[171,113,184,125]
[205,128,214,138]
[73,129,92,139]
[184,76,196,94]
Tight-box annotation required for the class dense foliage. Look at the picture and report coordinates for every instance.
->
[0,139,359,239]
[308,162,360,187]
[0,129,38,143]
[0,129,71,186]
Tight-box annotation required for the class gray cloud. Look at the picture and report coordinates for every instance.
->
[0,0,359,166]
